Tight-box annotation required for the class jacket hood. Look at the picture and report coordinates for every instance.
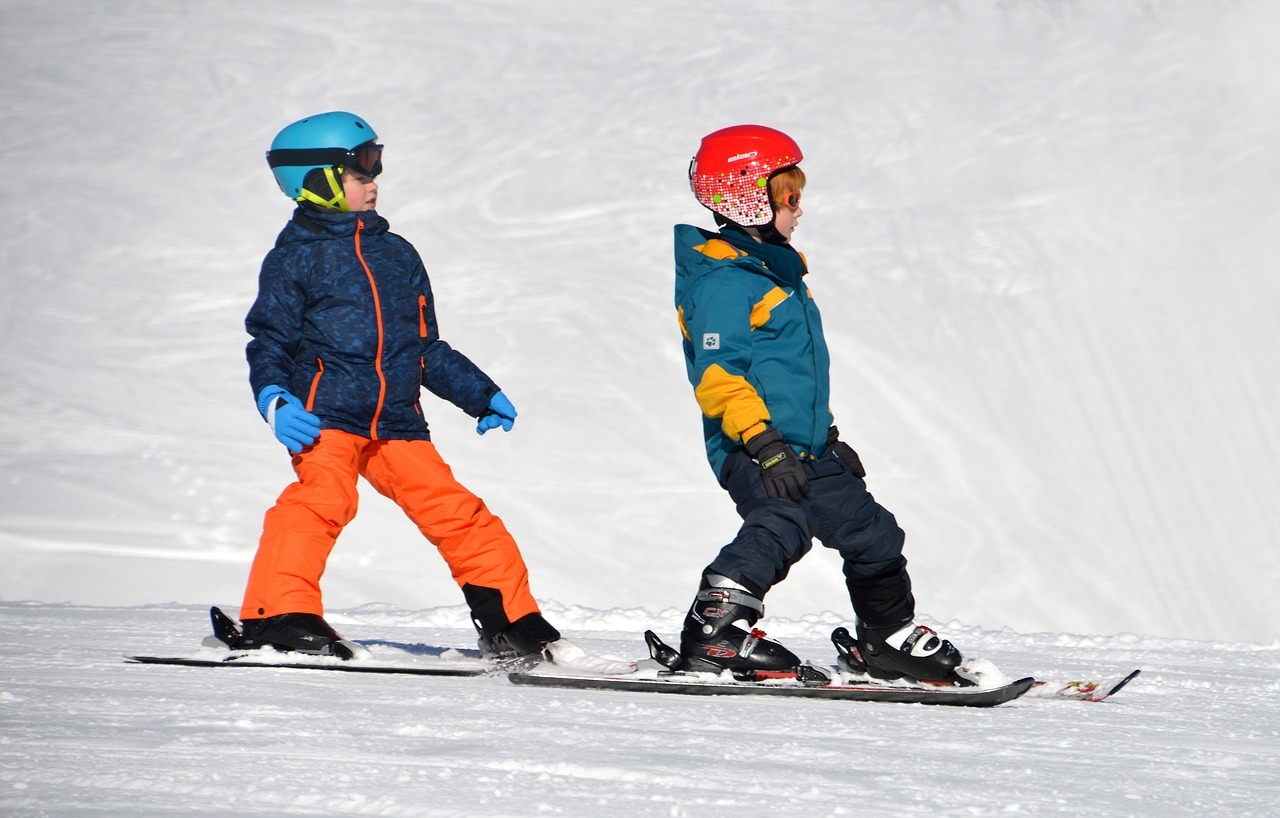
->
[675,223,764,301]
[675,223,804,304]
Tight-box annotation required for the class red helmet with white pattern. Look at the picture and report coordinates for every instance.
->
[689,125,803,227]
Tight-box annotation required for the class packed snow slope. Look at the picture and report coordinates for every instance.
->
[2,0,1279,643]
[2,603,1279,817]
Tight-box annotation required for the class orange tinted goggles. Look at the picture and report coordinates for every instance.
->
[776,190,802,209]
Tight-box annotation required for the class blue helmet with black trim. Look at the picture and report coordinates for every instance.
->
[266,111,381,201]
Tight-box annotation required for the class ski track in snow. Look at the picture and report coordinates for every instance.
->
[2,603,1279,817]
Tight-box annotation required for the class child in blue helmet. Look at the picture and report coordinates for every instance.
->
[237,111,561,661]
[672,124,970,684]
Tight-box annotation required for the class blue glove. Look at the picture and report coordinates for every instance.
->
[257,386,321,453]
[476,391,517,435]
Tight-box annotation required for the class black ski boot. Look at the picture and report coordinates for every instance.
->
[848,620,966,684]
[475,612,561,664]
[238,612,361,660]
[678,578,799,677]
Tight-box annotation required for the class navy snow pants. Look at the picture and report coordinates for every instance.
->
[705,440,916,628]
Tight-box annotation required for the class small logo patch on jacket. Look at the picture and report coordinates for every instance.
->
[703,333,720,350]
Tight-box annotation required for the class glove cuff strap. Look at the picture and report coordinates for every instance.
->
[744,426,783,458]
[256,385,289,421]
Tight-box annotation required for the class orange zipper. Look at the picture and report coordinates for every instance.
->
[418,294,429,337]
[305,357,324,412]
[354,218,386,440]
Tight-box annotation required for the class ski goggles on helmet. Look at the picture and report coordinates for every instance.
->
[266,140,384,178]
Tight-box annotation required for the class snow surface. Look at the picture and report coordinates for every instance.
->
[2,1,1280,814]
[3,603,1279,817]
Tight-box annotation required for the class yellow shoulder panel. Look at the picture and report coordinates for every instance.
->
[694,239,745,261]
[749,286,792,330]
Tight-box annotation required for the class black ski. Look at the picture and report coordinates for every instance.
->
[509,668,1035,707]
[508,629,1033,707]
[124,653,491,676]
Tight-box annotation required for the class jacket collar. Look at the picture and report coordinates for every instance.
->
[283,207,390,241]
[715,225,808,284]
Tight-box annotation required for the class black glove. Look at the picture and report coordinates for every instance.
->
[825,426,866,478]
[744,428,810,501]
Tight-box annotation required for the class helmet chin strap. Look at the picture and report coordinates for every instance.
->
[753,222,789,246]
[297,166,349,212]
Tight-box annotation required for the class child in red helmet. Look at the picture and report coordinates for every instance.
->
[673,124,969,684]
[237,111,560,661]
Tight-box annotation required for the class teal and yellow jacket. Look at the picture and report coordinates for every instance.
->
[674,223,834,478]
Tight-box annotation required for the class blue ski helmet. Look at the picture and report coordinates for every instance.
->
[266,111,382,200]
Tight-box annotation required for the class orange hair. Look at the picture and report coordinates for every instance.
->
[770,167,806,206]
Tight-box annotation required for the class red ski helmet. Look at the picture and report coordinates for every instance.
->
[689,125,803,227]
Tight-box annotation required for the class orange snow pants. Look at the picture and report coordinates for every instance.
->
[240,430,541,632]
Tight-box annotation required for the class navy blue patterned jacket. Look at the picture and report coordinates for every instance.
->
[246,208,497,441]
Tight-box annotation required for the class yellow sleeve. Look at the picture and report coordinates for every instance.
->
[694,363,770,444]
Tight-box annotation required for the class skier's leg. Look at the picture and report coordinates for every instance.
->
[703,449,817,592]
[359,439,557,656]
[806,449,914,627]
[678,449,814,672]
[240,430,363,621]
[809,439,963,681]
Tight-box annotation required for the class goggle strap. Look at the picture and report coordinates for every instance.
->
[268,146,348,169]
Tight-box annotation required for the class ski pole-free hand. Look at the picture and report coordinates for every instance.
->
[477,390,517,435]
[257,385,321,453]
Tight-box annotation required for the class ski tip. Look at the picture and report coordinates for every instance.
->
[1027,668,1142,702]
[1108,669,1141,697]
